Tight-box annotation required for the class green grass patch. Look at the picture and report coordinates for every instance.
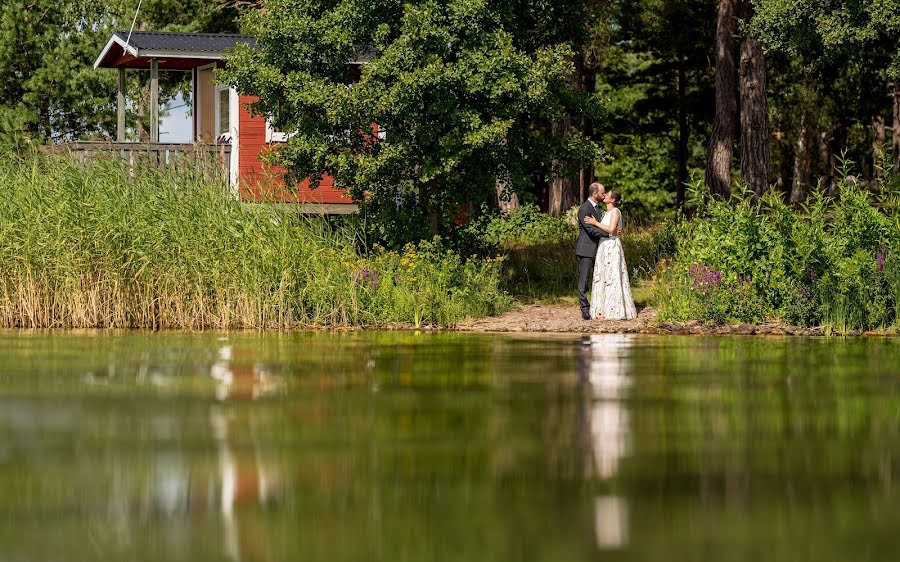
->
[483,205,671,303]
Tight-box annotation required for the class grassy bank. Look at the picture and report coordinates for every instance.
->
[477,204,666,304]
[0,154,510,329]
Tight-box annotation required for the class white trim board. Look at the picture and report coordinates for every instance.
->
[229,87,240,195]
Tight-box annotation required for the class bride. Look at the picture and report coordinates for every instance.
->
[583,190,637,321]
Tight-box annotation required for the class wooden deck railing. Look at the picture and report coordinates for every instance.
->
[48,142,232,184]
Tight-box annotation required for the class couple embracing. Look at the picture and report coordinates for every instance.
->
[576,182,637,321]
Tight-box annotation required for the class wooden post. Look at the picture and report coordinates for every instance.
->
[117,68,126,142]
[150,58,159,143]
[191,67,198,141]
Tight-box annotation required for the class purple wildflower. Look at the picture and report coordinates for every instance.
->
[353,267,371,282]
[353,267,380,289]
[689,264,724,295]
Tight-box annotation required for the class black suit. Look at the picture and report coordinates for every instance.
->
[576,199,609,316]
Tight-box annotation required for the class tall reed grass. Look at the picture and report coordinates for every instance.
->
[0,154,509,329]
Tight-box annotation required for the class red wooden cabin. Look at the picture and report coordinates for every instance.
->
[93,31,364,214]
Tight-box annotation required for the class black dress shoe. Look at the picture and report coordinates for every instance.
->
[581,311,591,320]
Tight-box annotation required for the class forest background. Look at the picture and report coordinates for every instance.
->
[2,0,897,232]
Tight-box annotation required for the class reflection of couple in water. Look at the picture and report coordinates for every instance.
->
[578,334,632,481]
[578,334,633,550]
[576,182,638,322]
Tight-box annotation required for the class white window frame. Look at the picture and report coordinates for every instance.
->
[215,84,231,138]
[265,119,289,143]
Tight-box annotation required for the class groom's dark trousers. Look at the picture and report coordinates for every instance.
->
[576,199,610,318]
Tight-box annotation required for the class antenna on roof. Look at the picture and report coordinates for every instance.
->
[124,0,144,53]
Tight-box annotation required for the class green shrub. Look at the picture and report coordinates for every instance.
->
[499,240,575,300]
[349,238,511,326]
[654,169,900,331]
[473,204,576,247]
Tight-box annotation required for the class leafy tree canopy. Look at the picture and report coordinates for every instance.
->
[222,0,604,244]
[750,0,900,79]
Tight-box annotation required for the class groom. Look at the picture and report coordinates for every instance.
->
[576,182,613,320]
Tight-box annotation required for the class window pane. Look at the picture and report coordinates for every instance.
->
[218,89,230,135]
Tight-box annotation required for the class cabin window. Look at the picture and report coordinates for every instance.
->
[215,85,230,136]
[266,119,289,143]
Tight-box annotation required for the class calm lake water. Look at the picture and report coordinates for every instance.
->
[1,332,899,561]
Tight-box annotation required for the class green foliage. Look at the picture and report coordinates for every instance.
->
[495,240,574,300]
[465,203,667,299]
[750,0,900,80]
[221,0,602,245]
[592,134,678,225]
[655,171,900,331]
[470,204,576,247]
[750,0,900,185]
[460,204,575,299]
[0,0,239,147]
[357,239,511,326]
[0,153,510,328]
[592,0,716,220]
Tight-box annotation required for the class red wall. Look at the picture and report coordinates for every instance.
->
[237,95,353,205]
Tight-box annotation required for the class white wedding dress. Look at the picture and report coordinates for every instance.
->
[590,209,637,321]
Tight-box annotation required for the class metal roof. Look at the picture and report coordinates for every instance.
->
[94,30,374,69]
[111,31,257,54]
[94,31,256,69]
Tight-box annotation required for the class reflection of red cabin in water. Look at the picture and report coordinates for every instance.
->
[93,31,366,214]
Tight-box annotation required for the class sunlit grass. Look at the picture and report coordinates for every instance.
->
[0,153,509,329]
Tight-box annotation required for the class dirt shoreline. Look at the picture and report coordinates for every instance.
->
[455,304,898,336]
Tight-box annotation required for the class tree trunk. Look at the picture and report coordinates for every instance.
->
[550,53,595,215]
[739,36,770,198]
[790,112,812,203]
[578,57,597,204]
[705,0,739,198]
[818,125,836,194]
[549,112,582,215]
[893,81,900,175]
[496,177,519,212]
[873,114,886,180]
[676,62,689,211]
